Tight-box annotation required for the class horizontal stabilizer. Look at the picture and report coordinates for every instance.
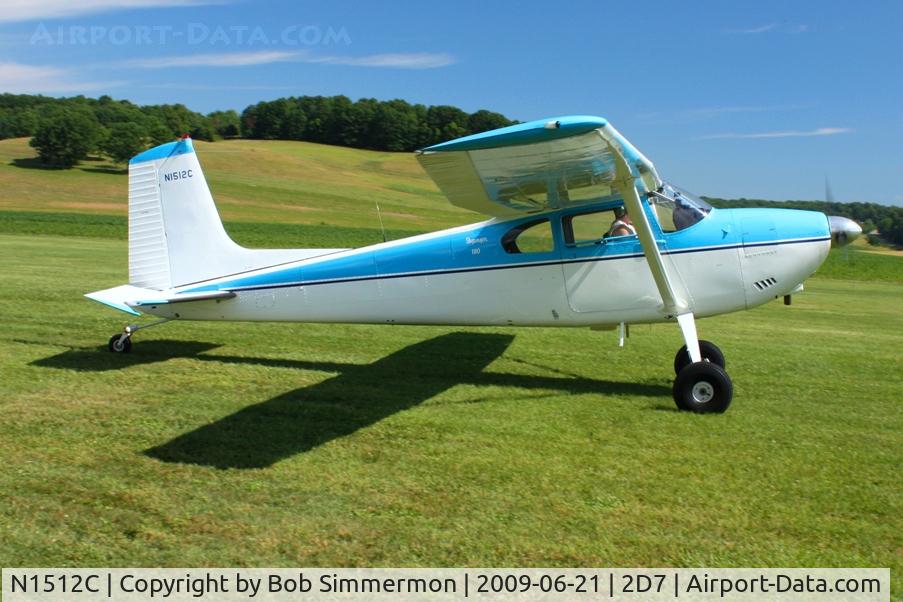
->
[133,290,236,306]
[85,284,234,315]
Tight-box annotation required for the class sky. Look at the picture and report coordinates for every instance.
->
[1,0,901,204]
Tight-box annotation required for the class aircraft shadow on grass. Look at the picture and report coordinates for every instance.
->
[32,332,669,469]
[31,340,221,370]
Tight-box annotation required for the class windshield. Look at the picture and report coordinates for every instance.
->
[647,183,712,232]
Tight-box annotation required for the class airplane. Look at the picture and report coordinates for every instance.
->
[86,115,862,413]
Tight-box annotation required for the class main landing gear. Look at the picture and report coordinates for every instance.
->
[107,318,171,354]
[671,340,733,413]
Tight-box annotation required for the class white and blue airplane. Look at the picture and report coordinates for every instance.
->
[86,116,861,413]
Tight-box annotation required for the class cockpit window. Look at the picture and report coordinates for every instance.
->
[502,218,554,254]
[562,209,621,246]
[648,183,712,232]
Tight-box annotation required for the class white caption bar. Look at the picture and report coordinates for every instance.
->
[1,568,890,601]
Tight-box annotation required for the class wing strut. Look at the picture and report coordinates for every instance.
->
[599,127,701,362]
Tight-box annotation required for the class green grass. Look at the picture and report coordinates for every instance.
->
[0,233,901,587]
[816,245,903,282]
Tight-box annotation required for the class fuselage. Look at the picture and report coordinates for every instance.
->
[142,201,832,327]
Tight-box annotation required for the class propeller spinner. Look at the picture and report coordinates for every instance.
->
[828,215,862,247]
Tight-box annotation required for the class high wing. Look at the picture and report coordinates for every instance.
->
[418,115,699,360]
[416,115,662,217]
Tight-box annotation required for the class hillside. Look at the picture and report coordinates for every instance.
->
[0,137,474,232]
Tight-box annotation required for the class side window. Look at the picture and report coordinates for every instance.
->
[562,210,616,246]
[502,219,554,254]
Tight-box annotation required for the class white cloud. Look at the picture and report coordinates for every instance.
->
[141,82,299,90]
[699,128,854,140]
[732,23,779,34]
[0,0,219,23]
[0,61,121,92]
[688,104,807,116]
[126,50,456,70]
[127,50,299,68]
[636,104,812,124]
[304,52,456,69]
[725,22,808,35]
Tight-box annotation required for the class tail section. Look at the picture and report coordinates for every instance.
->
[126,137,343,291]
[128,136,252,289]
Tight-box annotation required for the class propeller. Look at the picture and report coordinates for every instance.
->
[825,177,862,248]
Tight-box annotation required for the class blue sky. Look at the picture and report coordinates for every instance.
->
[1,0,901,204]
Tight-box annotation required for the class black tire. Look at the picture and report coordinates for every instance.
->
[674,339,725,375]
[108,334,132,353]
[673,362,733,413]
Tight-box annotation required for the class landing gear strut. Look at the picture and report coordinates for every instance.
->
[107,318,171,353]
[672,313,733,413]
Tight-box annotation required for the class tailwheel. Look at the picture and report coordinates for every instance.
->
[108,333,132,354]
[673,362,733,413]
[105,318,171,354]
[674,339,725,375]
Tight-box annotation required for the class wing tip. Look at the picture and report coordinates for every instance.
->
[421,115,608,153]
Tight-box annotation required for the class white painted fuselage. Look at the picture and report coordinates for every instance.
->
[140,205,831,328]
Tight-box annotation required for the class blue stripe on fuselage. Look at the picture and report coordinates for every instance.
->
[181,204,830,294]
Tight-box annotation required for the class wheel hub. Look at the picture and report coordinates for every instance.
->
[691,380,715,403]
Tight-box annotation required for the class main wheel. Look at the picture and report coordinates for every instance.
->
[108,334,132,353]
[673,362,733,413]
[674,340,725,375]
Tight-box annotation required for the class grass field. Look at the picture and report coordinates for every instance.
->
[0,138,901,595]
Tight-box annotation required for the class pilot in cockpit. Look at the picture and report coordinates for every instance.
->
[606,207,637,237]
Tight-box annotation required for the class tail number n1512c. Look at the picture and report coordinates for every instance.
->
[163,169,193,182]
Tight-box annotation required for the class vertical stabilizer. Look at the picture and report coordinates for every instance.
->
[128,136,244,289]
[126,137,342,291]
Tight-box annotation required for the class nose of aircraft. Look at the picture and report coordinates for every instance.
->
[828,215,862,247]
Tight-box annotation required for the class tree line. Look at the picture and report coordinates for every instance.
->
[0,93,237,166]
[239,96,512,151]
[0,93,511,166]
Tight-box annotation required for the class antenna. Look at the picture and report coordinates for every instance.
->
[374,200,387,243]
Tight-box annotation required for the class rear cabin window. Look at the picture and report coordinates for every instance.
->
[562,209,618,246]
[502,219,554,254]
